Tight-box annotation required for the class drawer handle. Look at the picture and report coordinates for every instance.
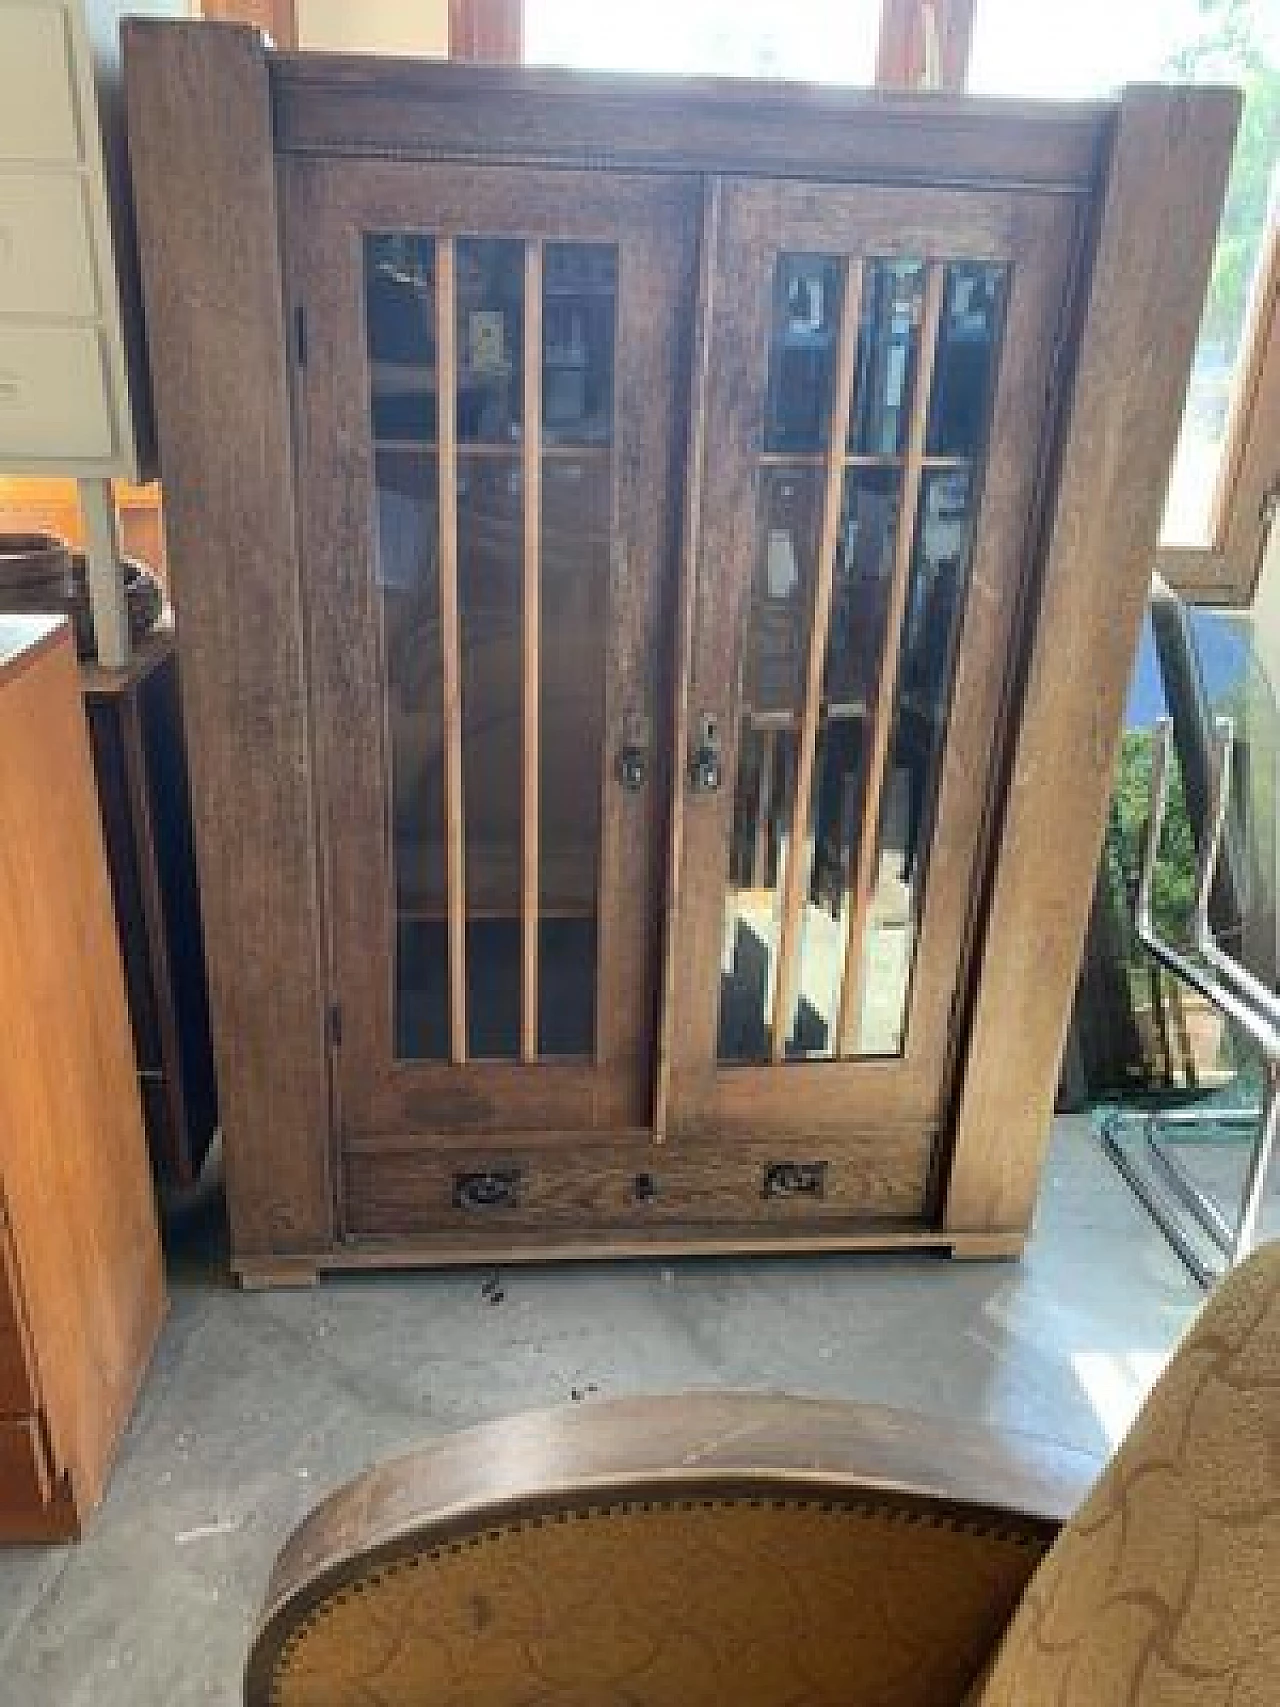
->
[762,1160,828,1200]
[453,1168,522,1212]
[0,373,21,405]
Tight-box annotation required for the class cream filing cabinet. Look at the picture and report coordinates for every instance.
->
[0,0,173,663]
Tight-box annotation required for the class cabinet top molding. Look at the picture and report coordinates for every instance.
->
[116,17,1131,193]
[268,49,1117,190]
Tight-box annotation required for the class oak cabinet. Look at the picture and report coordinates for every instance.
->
[123,22,1238,1282]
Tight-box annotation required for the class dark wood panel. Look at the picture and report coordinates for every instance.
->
[123,20,332,1254]
[0,1228,38,1420]
[944,87,1242,1235]
[0,1418,51,1513]
[271,56,1110,194]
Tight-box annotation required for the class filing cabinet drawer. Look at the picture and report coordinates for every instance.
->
[0,323,115,460]
[0,173,97,317]
[0,6,82,165]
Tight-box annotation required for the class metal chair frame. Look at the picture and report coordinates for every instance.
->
[1099,714,1280,1287]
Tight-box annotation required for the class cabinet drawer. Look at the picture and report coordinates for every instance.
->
[343,1129,932,1242]
[0,1230,38,1418]
[0,173,97,318]
[0,1416,52,1512]
[0,323,115,460]
[0,6,82,165]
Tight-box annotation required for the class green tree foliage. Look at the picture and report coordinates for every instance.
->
[1168,0,1279,354]
[1106,730,1198,960]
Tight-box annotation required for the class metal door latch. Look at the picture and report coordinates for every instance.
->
[689,713,723,794]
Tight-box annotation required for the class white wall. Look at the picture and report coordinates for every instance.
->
[294,0,448,56]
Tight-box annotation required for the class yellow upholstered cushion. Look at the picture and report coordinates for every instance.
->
[977,1240,1280,1707]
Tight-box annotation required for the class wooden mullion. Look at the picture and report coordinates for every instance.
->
[437,238,468,1063]
[768,260,864,1061]
[521,241,542,1062]
[835,263,946,1058]
[752,727,777,889]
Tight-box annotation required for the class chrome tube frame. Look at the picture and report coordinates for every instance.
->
[1099,715,1280,1286]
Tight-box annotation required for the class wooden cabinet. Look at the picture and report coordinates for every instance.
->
[0,617,165,1540]
[123,22,1239,1282]
[82,627,219,1188]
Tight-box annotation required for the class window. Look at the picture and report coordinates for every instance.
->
[525,0,879,83]
[970,0,1280,589]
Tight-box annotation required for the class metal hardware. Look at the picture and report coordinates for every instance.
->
[688,712,723,794]
[762,1160,827,1200]
[616,709,650,791]
[452,1168,522,1212]
[617,744,648,791]
[633,1171,658,1203]
[1100,713,1280,1286]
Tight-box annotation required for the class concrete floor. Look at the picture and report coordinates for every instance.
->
[1,1111,1277,1706]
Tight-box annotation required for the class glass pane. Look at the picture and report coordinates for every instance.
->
[719,465,824,1061]
[764,255,845,453]
[927,263,1007,458]
[781,468,904,1059]
[539,456,610,1055]
[968,0,1280,547]
[543,243,617,447]
[849,260,926,455]
[458,456,523,1057]
[855,465,980,1055]
[365,235,436,444]
[456,237,524,446]
[374,449,448,1059]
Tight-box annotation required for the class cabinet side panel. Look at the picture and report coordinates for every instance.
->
[0,629,165,1518]
[123,19,332,1255]
[944,87,1241,1235]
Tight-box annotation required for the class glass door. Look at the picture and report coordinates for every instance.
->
[287,161,696,1150]
[661,181,1081,1188]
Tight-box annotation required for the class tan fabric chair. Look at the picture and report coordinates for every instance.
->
[245,1242,1280,1706]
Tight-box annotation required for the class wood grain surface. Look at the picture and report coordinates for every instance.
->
[0,622,165,1535]
[944,86,1242,1235]
[123,20,333,1255]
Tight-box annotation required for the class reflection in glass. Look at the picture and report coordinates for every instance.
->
[456,237,524,445]
[856,465,979,1055]
[741,467,825,718]
[375,451,448,1059]
[849,261,925,455]
[543,244,617,447]
[458,456,524,1057]
[777,469,903,1058]
[764,255,844,453]
[926,263,1007,457]
[539,457,610,1055]
[719,466,825,1060]
[365,235,436,444]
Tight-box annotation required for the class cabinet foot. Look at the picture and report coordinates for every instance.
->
[947,1232,1027,1261]
[235,1257,320,1291]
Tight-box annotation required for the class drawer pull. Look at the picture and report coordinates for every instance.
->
[762,1160,828,1200]
[453,1169,522,1212]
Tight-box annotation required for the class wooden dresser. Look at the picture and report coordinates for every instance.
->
[0,615,165,1541]
[124,24,1238,1282]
